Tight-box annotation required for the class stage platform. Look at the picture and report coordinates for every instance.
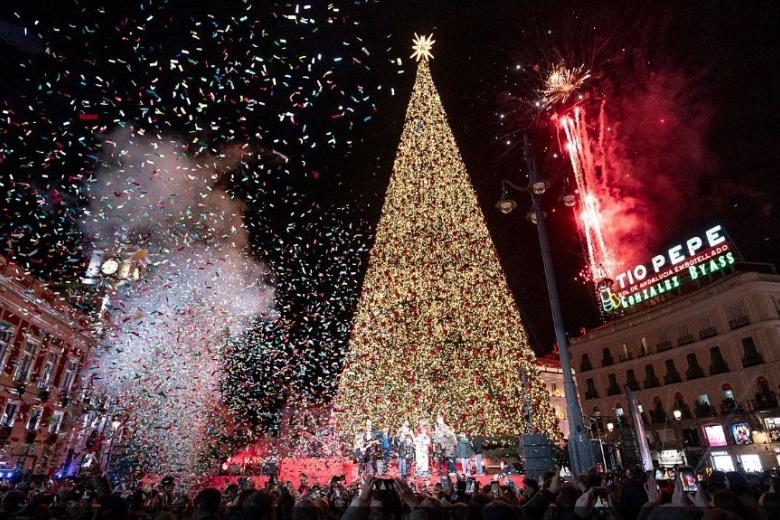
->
[208,457,524,491]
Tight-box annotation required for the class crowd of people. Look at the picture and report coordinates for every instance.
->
[352,418,484,477]
[0,465,779,519]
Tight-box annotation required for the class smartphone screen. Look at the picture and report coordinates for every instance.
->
[490,482,500,495]
[679,467,697,493]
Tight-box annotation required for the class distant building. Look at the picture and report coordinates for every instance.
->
[0,256,97,477]
[535,355,570,438]
[570,270,780,471]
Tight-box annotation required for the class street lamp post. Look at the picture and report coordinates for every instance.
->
[496,134,595,474]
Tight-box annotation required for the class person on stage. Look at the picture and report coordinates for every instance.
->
[396,420,412,441]
[353,429,366,474]
[444,430,457,473]
[456,432,472,475]
[363,421,379,475]
[398,434,414,478]
[472,434,485,475]
[413,427,431,476]
[433,437,447,475]
[377,427,392,474]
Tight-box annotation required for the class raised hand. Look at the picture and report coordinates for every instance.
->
[669,477,690,508]
[644,474,660,504]
[393,477,419,509]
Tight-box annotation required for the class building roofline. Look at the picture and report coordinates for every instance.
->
[571,270,780,345]
[0,256,95,345]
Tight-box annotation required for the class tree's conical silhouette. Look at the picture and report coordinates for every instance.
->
[334,57,561,439]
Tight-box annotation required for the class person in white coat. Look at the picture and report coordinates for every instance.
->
[413,428,431,476]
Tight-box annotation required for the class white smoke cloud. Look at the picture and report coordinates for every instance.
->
[83,128,273,476]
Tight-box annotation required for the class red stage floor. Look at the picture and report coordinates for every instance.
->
[209,457,524,492]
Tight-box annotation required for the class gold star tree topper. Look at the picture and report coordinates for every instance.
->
[410,33,435,62]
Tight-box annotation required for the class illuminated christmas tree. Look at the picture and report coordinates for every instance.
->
[334,35,561,440]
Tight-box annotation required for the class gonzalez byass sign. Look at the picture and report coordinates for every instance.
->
[599,225,736,313]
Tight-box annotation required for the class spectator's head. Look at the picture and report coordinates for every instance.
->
[25,492,55,517]
[452,502,469,520]
[555,484,582,510]
[760,492,780,514]
[708,471,727,494]
[498,486,517,505]
[468,492,492,519]
[725,472,749,496]
[711,490,739,512]
[480,500,520,520]
[193,487,221,518]
[2,490,25,514]
[97,494,128,520]
[293,498,321,520]
[523,478,539,497]
[647,506,698,520]
[699,508,740,520]
[369,485,403,520]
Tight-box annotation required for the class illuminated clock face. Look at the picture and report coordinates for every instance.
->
[101,259,119,275]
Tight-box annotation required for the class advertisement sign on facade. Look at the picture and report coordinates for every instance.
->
[730,422,753,445]
[599,225,737,314]
[703,424,727,447]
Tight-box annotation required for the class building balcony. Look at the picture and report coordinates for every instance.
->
[606,384,622,396]
[677,334,695,346]
[720,398,744,415]
[626,379,641,391]
[643,376,661,389]
[698,326,717,340]
[618,353,633,362]
[580,360,593,372]
[602,357,615,367]
[752,392,779,411]
[694,402,717,418]
[728,316,750,330]
[585,390,599,400]
[686,367,705,380]
[709,362,730,375]
[674,402,693,420]
[656,340,673,352]
[742,352,764,368]
[664,372,682,385]
[650,409,668,424]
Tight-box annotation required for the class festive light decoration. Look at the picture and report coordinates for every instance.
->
[334,38,561,441]
[410,33,436,62]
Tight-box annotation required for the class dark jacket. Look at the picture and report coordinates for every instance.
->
[457,436,472,458]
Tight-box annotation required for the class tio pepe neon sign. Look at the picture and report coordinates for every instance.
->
[600,225,736,313]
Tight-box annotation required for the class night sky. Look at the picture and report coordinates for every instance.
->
[1,0,778,357]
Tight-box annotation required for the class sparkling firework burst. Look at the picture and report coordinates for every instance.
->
[542,62,591,106]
